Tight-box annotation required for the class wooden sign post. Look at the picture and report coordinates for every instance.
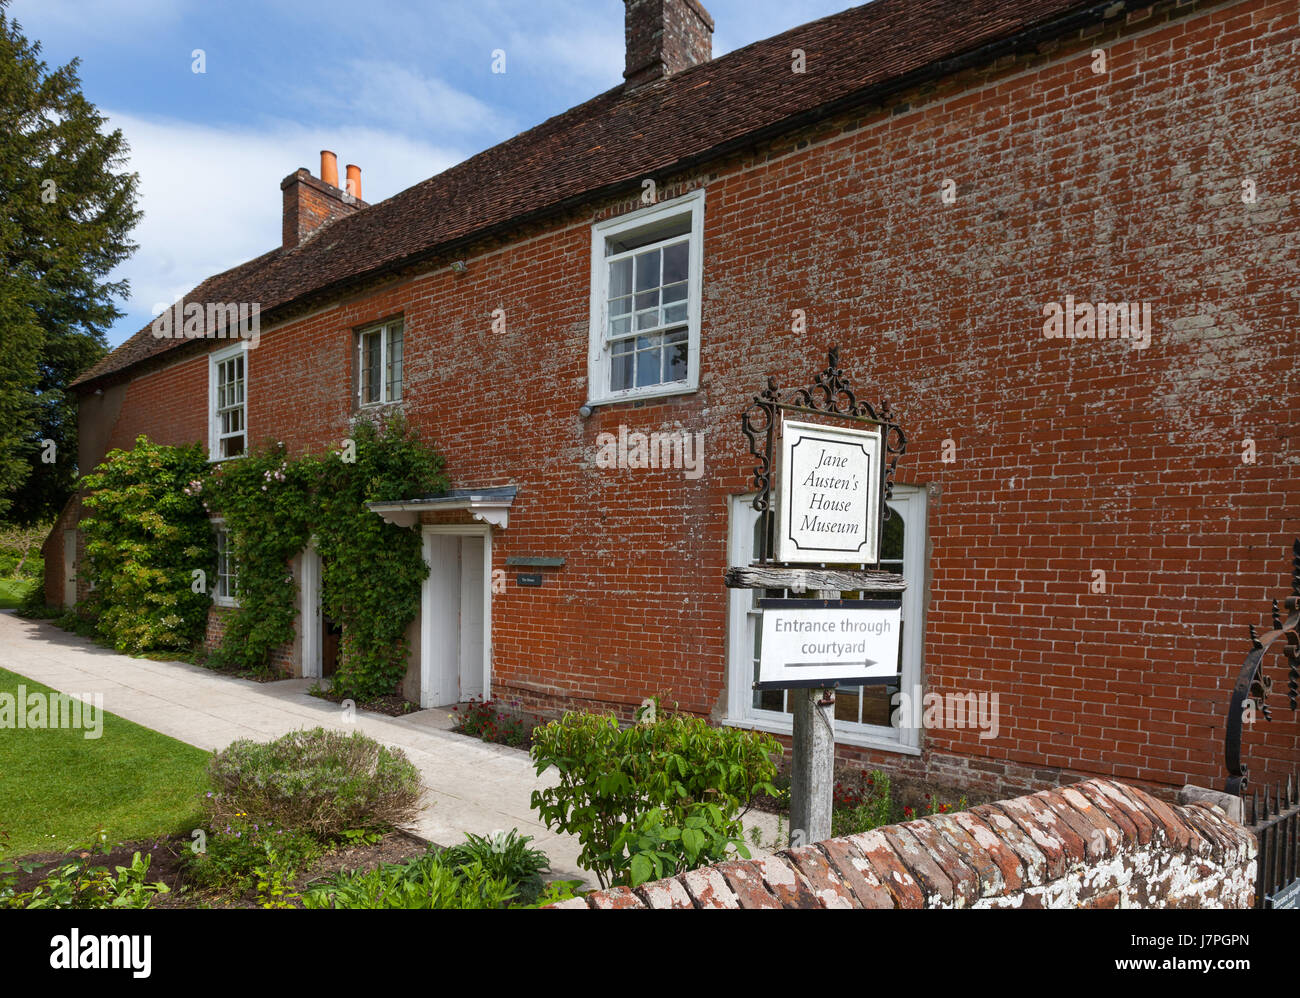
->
[725,347,906,845]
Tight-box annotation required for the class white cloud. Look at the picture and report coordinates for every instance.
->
[310,58,515,138]
[504,26,625,91]
[104,110,465,342]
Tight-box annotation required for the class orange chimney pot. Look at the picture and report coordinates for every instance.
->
[320,150,339,188]
[345,164,362,202]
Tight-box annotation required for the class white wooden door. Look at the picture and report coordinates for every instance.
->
[459,536,485,701]
[424,534,461,706]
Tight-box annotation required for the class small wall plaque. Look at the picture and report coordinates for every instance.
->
[517,573,543,587]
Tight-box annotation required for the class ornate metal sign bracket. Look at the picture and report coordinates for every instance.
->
[739,345,906,571]
[1224,539,1300,796]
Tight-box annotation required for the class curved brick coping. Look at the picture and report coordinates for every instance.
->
[548,779,1257,909]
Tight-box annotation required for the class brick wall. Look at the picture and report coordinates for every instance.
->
[69,0,1300,798]
[558,778,1258,908]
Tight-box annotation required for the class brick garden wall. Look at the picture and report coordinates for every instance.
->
[557,778,1258,908]
[66,0,1300,798]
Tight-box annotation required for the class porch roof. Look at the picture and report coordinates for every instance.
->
[366,485,517,529]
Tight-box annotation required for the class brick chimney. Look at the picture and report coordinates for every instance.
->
[624,0,713,89]
[280,151,367,250]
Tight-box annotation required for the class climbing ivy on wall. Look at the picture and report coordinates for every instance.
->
[314,416,446,702]
[78,414,446,701]
[79,436,213,653]
[200,443,315,672]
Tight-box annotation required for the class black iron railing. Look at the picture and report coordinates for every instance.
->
[1241,776,1300,909]
[1222,539,1300,909]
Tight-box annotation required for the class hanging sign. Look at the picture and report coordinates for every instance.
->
[774,418,882,564]
[756,598,901,689]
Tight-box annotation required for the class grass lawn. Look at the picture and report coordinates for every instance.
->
[0,577,35,610]
[0,666,212,858]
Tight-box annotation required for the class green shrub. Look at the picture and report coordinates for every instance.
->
[529,700,780,888]
[831,769,895,837]
[200,443,315,674]
[206,728,422,837]
[453,697,531,747]
[183,816,322,905]
[302,849,518,909]
[439,829,550,905]
[79,436,213,653]
[6,829,169,910]
[17,576,54,616]
[315,414,445,702]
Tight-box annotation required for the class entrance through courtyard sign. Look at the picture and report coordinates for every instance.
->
[756,598,900,690]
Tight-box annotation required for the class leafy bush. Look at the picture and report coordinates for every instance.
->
[453,697,531,747]
[439,829,550,905]
[79,436,213,653]
[4,829,169,910]
[199,443,314,673]
[829,770,967,837]
[530,700,780,888]
[206,728,422,837]
[183,816,322,906]
[302,849,518,909]
[831,770,895,838]
[315,414,445,702]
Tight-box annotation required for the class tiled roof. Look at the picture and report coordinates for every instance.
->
[78,0,1095,389]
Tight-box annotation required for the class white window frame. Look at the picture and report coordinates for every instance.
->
[586,188,704,407]
[212,519,238,608]
[208,342,248,462]
[723,485,928,755]
[357,318,404,407]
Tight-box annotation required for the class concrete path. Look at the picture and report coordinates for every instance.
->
[0,611,780,885]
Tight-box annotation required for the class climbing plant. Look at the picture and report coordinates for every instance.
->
[314,414,446,701]
[200,443,315,672]
[74,416,445,697]
[79,436,213,653]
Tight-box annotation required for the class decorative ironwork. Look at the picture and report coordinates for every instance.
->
[740,345,906,566]
[1223,539,1300,797]
[1241,774,1300,908]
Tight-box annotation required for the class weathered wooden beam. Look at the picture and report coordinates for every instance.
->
[724,565,906,593]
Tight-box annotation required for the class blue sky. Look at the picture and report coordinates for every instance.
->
[10,0,858,348]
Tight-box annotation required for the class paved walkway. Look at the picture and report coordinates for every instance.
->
[0,611,779,885]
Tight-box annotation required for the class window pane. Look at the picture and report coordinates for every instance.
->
[662,240,688,284]
[634,248,661,292]
[666,335,688,382]
[610,341,633,393]
[609,257,633,299]
[364,332,381,404]
[635,344,660,388]
[387,326,404,402]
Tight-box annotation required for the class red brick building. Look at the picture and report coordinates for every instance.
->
[48,0,1299,799]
